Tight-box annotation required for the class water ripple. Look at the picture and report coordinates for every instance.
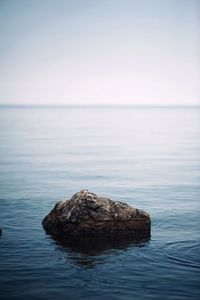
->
[166,240,200,269]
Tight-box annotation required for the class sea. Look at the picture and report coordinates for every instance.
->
[0,106,200,299]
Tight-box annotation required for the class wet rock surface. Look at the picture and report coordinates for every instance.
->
[42,190,151,237]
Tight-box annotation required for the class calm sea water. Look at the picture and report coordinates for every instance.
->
[0,106,200,299]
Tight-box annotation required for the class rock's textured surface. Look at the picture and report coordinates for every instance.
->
[42,190,151,237]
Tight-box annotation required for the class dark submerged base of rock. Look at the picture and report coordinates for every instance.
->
[51,232,150,267]
[52,232,150,256]
[42,190,151,238]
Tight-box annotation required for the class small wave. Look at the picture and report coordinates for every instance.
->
[166,240,200,269]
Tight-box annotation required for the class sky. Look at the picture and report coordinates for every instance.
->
[0,0,199,106]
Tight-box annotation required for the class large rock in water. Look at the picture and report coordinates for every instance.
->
[42,190,151,237]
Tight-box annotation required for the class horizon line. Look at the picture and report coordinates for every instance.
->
[0,103,200,109]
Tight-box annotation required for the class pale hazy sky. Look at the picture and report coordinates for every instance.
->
[0,0,199,105]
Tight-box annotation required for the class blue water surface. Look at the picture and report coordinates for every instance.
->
[0,106,200,299]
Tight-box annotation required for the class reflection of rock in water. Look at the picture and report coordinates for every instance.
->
[50,232,150,267]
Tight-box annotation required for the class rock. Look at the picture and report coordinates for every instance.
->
[42,190,151,237]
